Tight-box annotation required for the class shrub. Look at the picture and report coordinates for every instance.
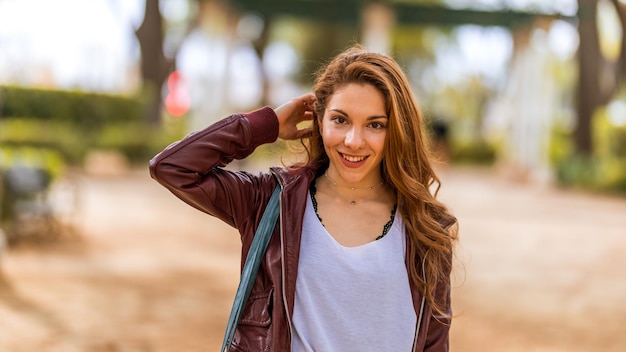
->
[0,86,175,166]
[551,105,626,194]
[0,85,146,130]
[0,118,84,164]
[450,139,496,164]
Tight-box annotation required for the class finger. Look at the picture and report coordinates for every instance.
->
[300,92,315,101]
[301,93,316,108]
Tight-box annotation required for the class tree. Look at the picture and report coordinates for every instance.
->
[576,0,626,155]
[135,0,173,125]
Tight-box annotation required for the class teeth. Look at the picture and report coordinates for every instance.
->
[342,154,366,162]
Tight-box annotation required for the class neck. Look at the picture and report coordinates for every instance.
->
[324,171,383,190]
[322,171,386,205]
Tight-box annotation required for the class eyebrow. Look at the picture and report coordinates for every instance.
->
[329,108,388,120]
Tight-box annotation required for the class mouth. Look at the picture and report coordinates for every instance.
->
[340,153,368,163]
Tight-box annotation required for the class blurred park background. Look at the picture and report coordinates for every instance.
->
[0,0,625,351]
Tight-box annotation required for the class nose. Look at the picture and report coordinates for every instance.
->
[344,126,365,149]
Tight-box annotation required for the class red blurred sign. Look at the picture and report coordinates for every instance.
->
[165,70,190,117]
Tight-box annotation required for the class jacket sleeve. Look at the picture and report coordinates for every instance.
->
[423,230,457,352]
[423,280,452,351]
[149,106,279,229]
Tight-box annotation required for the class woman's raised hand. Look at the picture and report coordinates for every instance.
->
[274,93,316,140]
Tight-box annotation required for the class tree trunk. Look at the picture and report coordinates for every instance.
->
[576,0,626,155]
[250,16,273,107]
[575,0,601,155]
[136,0,171,125]
[609,0,626,82]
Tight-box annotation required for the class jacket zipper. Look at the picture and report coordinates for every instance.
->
[413,255,429,351]
[273,174,294,350]
[413,295,426,351]
[279,197,295,350]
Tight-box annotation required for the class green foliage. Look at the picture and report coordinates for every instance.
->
[94,118,187,164]
[552,106,626,193]
[553,154,626,194]
[0,145,66,180]
[0,85,146,129]
[594,106,626,159]
[449,139,496,164]
[282,20,359,84]
[424,83,496,165]
[0,86,186,166]
[0,118,85,163]
[591,105,626,192]
[554,154,599,189]
[0,117,187,167]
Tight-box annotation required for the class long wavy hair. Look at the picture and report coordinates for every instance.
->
[300,45,458,316]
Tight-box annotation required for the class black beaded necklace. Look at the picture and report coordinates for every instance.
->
[309,182,397,241]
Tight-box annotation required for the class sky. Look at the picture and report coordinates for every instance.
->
[0,0,143,92]
[0,0,620,97]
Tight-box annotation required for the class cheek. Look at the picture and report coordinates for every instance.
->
[321,126,343,146]
[370,133,387,153]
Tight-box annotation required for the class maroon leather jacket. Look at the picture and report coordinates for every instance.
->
[149,107,452,351]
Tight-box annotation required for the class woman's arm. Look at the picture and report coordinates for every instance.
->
[149,93,316,229]
[149,107,279,228]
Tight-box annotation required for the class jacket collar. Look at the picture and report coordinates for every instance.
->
[270,165,317,190]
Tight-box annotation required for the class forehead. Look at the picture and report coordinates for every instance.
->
[326,83,387,117]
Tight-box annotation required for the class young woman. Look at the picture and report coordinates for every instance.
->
[150,45,458,351]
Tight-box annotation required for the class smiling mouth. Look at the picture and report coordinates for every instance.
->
[340,153,368,163]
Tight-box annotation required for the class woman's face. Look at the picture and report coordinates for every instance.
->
[319,83,388,186]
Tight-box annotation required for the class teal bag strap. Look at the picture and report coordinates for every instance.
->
[221,184,281,352]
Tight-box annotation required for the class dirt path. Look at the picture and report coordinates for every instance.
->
[1,166,625,351]
[440,167,626,351]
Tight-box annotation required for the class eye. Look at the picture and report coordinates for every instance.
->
[369,121,386,129]
[331,116,348,125]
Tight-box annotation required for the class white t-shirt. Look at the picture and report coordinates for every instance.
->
[291,194,417,352]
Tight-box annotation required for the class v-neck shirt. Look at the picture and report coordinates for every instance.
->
[291,193,417,352]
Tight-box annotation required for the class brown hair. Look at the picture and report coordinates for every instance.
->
[301,45,458,316]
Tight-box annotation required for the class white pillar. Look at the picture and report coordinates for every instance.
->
[361,2,395,54]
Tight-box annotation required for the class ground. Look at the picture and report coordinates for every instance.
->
[1,165,625,352]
